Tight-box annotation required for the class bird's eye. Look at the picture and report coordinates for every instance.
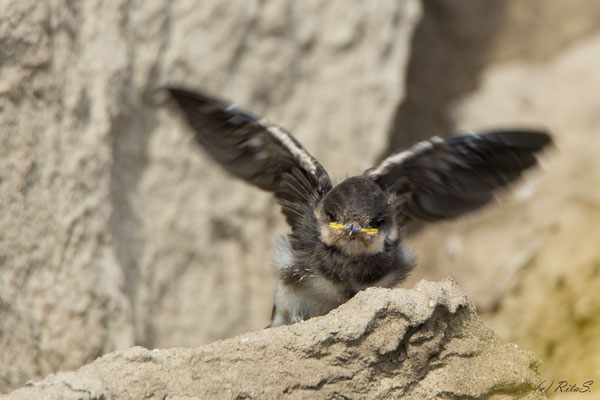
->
[371,217,385,228]
[326,211,336,222]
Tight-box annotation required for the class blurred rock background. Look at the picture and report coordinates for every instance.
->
[1,0,599,395]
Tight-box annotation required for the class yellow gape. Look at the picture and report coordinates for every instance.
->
[328,222,378,235]
[359,227,379,235]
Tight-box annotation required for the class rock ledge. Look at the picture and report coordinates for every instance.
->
[4,279,542,399]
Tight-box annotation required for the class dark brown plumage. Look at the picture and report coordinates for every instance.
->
[168,86,552,326]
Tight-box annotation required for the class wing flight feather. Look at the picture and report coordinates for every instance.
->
[365,130,552,221]
[168,87,332,230]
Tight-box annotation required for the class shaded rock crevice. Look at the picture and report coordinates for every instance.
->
[386,0,600,154]
[386,0,507,152]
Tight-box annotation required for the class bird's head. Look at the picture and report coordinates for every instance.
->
[315,177,397,257]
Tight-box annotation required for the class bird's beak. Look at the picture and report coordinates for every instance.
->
[344,223,361,236]
[328,222,378,236]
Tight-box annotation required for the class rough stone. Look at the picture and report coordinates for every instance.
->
[388,0,600,150]
[5,0,599,395]
[3,280,543,400]
[407,29,600,394]
[0,0,421,392]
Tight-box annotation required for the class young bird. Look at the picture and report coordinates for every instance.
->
[167,87,551,327]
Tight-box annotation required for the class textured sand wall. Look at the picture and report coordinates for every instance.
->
[0,0,420,391]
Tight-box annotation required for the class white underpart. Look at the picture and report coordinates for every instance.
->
[272,236,346,326]
[271,230,411,326]
[274,236,295,271]
[260,119,318,175]
[368,136,443,178]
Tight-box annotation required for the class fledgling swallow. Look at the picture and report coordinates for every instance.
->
[167,87,552,327]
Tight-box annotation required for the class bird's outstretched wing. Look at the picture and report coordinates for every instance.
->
[168,87,332,230]
[365,130,552,221]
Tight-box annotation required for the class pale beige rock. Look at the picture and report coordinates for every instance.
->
[0,0,136,391]
[407,30,600,392]
[0,0,421,392]
[3,280,544,400]
[383,1,600,390]
[6,0,598,394]
[389,0,600,149]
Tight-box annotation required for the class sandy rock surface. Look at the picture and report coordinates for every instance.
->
[406,30,600,392]
[4,0,600,396]
[458,35,600,390]
[0,0,420,392]
[3,280,543,400]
